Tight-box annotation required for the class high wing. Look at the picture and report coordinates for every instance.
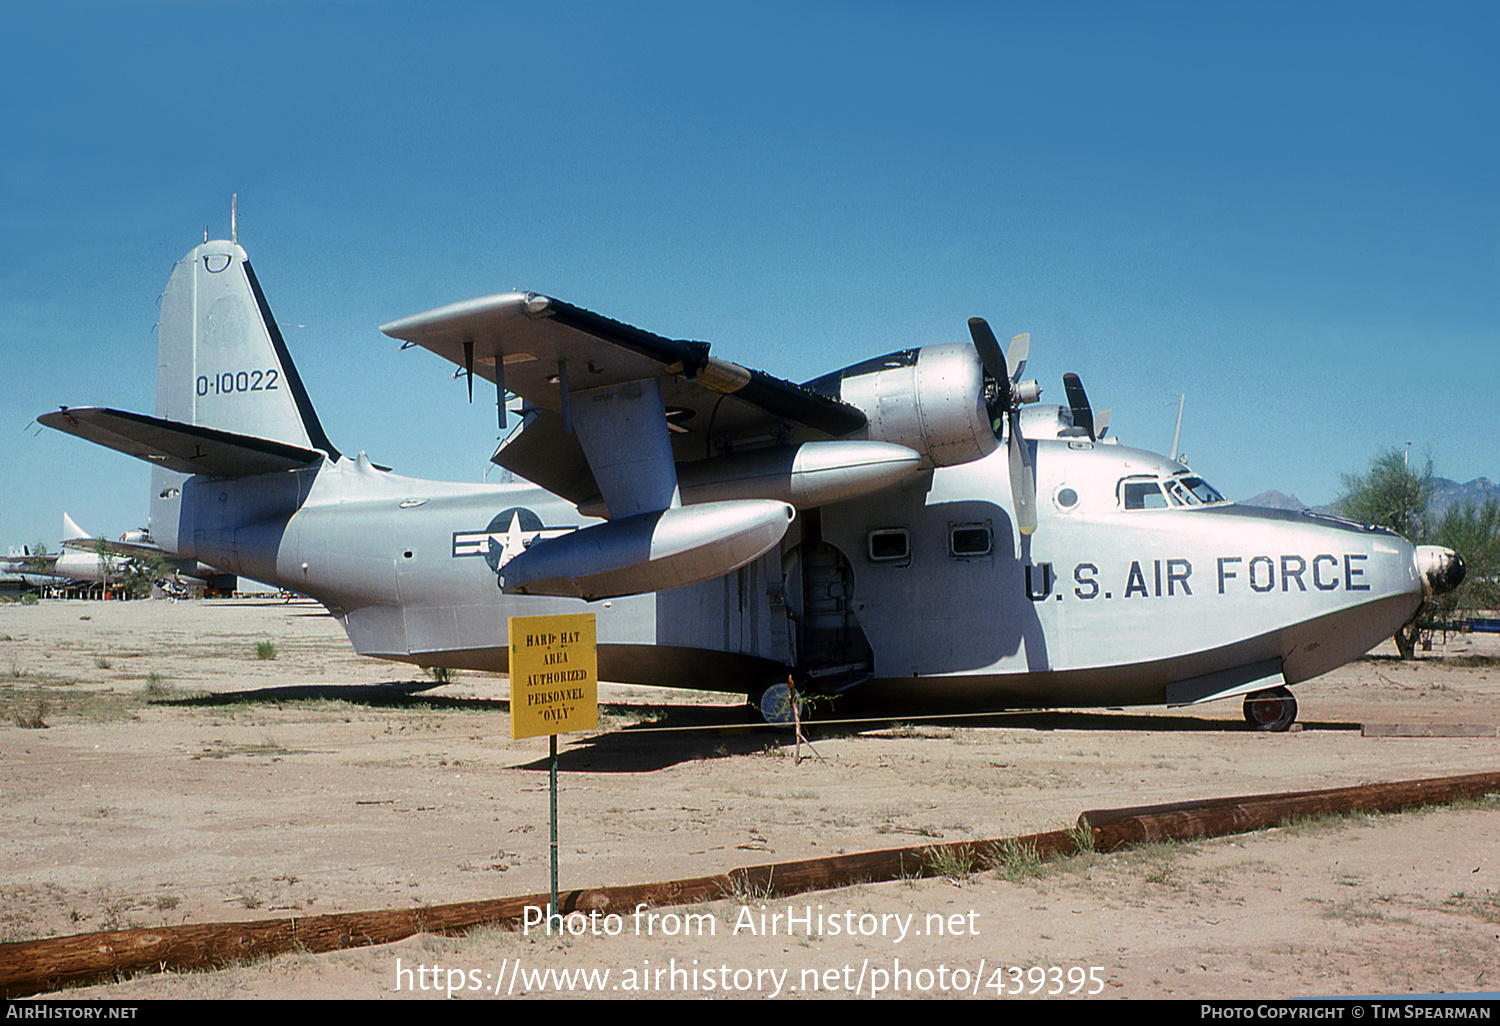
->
[380,293,867,510]
[381,292,926,600]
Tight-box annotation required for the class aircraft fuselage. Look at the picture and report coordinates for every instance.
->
[151,432,1424,711]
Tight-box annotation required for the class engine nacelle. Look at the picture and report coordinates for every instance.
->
[500,499,794,600]
[817,344,999,468]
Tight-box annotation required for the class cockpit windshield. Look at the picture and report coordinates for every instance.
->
[1178,475,1225,504]
[1121,473,1227,510]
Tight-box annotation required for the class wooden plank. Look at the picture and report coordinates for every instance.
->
[1079,771,1500,851]
[0,833,1082,998]
[1360,723,1496,737]
[8,771,1498,997]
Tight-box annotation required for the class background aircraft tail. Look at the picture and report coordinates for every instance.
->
[62,512,89,543]
[156,240,340,458]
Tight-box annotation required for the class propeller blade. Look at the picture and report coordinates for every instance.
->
[971,316,1037,533]
[1096,408,1111,439]
[1007,333,1029,384]
[1062,372,1095,441]
[967,317,1008,386]
[1008,410,1037,535]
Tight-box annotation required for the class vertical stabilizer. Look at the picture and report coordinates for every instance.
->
[62,513,89,542]
[156,241,340,458]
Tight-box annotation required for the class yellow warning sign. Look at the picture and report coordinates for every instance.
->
[508,613,598,740]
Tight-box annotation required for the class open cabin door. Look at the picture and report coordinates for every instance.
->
[794,511,873,691]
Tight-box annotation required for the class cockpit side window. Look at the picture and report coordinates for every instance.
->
[1120,477,1168,510]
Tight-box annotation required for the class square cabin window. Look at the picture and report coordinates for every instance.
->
[949,525,992,557]
[867,528,910,562]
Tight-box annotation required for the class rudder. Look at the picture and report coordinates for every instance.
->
[156,240,340,458]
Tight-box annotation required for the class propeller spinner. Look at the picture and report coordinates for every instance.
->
[968,318,1039,535]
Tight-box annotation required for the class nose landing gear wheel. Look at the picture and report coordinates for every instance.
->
[1243,686,1298,732]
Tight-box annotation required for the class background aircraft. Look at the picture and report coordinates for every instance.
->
[1,513,236,598]
[2,515,129,591]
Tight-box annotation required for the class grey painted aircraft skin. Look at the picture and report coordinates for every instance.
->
[41,238,1465,728]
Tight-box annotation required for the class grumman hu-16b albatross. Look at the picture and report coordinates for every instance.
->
[41,237,1465,730]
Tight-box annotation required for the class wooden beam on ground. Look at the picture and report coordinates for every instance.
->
[1078,770,1500,851]
[5,771,1498,997]
[1360,723,1496,737]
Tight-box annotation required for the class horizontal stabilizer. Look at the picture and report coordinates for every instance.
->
[501,499,794,600]
[60,536,169,561]
[38,407,324,477]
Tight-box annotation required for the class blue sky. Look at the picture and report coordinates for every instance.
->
[3,1,1495,551]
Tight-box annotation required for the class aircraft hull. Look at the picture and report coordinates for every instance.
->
[156,440,1429,713]
[842,591,1418,712]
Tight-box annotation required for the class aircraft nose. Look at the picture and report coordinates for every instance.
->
[1414,545,1466,597]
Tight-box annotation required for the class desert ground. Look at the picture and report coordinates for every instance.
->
[1,596,1497,1000]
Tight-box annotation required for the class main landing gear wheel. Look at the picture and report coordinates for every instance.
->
[1243,686,1298,732]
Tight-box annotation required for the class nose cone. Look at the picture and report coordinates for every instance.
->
[1414,545,1466,596]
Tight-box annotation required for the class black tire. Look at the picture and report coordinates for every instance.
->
[1243,686,1298,732]
[749,682,803,727]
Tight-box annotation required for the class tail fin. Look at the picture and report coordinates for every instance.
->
[157,240,340,458]
[63,513,89,542]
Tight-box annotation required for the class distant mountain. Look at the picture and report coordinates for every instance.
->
[1238,478,1498,520]
[1238,490,1308,511]
[1430,477,1499,518]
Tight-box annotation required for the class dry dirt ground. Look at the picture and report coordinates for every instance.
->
[2,597,1498,1000]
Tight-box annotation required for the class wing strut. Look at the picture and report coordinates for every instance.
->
[570,378,680,518]
[497,374,795,599]
[557,360,573,433]
[495,349,506,429]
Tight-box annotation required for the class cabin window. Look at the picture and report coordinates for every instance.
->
[1120,478,1168,510]
[949,525,991,557]
[1054,486,1079,511]
[867,528,910,563]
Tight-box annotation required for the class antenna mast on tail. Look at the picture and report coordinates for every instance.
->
[231,194,238,244]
